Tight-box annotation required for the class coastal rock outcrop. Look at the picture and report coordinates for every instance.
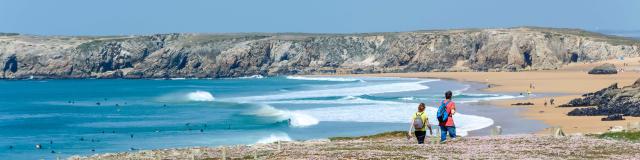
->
[1,27,639,79]
[588,63,618,74]
[566,78,640,116]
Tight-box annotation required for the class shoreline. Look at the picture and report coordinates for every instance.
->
[328,57,640,134]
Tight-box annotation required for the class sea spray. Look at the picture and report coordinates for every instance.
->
[256,133,292,144]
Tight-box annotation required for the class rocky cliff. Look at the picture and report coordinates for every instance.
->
[1,27,639,79]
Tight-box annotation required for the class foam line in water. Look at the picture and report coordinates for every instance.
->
[235,80,435,101]
[456,94,523,103]
[297,103,493,136]
[239,75,265,79]
[244,104,319,128]
[265,96,402,105]
[256,132,292,144]
[286,76,364,82]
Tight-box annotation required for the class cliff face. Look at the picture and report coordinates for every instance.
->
[1,27,639,79]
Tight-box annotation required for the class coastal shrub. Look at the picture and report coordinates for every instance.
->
[596,131,640,142]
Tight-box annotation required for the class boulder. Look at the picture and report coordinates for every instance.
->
[601,114,625,121]
[511,102,535,106]
[588,63,618,74]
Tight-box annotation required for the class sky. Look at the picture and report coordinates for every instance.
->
[0,0,639,36]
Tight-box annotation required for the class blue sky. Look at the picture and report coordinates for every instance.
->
[0,0,638,36]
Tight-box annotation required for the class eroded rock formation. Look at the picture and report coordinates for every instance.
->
[1,27,639,79]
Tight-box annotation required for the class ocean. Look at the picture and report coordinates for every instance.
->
[0,76,525,159]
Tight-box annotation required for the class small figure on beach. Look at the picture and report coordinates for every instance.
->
[408,103,432,144]
[530,82,535,89]
[550,98,555,105]
[437,91,457,143]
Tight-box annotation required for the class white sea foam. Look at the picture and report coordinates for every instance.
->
[453,85,471,96]
[245,104,319,128]
[235,80,435,101]
[186,91,215,101]
[256,133,292,144]
[456,94,523,103]
[265,96,400,105]
[157,90,215,102]
[239,75,265,79]
[286,76,364,82]
[297,103,493,136]
[399,96,416,101]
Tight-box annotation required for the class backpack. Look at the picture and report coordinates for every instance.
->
[437,100,451,123]
[413,112,425,129]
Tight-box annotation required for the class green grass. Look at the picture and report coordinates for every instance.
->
[328,131,408,141]
[596,131,640,142]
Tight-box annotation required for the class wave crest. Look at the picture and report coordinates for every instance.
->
[246,104,319,128]
[157,90,215,102]
[187,91,215,101]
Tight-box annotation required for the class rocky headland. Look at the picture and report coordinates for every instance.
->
[564,78,640,117]
[2,27,639,79]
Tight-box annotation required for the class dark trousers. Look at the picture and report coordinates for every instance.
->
[414,131,426,144]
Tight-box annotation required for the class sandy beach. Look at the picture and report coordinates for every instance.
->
[339,57,640,134]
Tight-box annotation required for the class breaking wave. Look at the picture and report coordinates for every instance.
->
[245,104,319,128]
[157,90,215,102]
[186,91,215,101]
[235,80,436,101]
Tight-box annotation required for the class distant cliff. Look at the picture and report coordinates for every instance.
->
[1,27,639,79]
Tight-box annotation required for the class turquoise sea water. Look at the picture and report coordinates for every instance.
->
[0,76,523,159]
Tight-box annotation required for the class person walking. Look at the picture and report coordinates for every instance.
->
[408,103,432,144]
[437,91,457,143]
